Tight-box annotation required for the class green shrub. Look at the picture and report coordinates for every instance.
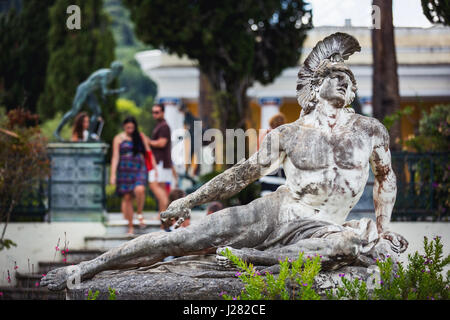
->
[86,287,117,300]
[221,237,450,300]
[327,236,450,300]
[405,104,450,153]
[220,248,322,300]
[87,289,100,300]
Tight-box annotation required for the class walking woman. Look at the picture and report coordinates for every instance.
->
[110,117,157,235]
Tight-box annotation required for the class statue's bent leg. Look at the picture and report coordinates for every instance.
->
[217,229,364,271]
[87,94,101,136]
[54,96,84,139]
[41,192,282,290]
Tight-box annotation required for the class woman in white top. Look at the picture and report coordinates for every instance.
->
[71,112,90,142]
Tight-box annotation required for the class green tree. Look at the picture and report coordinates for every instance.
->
[0,1,55,113]
[38,0,119,144]
[0,0,21,14]
[123,0,312,135]
[421,0,450,26]
[118,59,156,106]
[104,0,157,107]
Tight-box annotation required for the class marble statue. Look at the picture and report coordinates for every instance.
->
[54,61,127,142]
[41,33,408,291]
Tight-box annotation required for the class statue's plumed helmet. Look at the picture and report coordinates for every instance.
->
[296,32,361,113]
[111,61,124,72]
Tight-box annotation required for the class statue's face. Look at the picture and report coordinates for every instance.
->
[318,71,354,108]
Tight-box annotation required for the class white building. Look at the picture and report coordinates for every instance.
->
[136,25,450,147]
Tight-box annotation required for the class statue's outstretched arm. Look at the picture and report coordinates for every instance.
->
[100,75,126,96]
[369,120,408,253]
[161,129,286,225]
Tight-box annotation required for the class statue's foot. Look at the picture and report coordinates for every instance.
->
[216,247,241,268]
[53,131,63,142]
[40,266,73,291]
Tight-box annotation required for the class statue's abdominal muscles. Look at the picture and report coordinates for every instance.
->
[279,122,371,225]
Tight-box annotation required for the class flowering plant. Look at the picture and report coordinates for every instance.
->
[220,248,322,300]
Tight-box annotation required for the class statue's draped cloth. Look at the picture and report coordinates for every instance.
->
[255,218,379,253]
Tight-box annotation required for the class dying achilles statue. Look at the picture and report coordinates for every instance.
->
[41,33,408,291]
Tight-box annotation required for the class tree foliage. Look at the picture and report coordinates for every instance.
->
[421,0,450,26]
[0,1,55,113]
[405,104,450,153]
[105,0,157,112]
[38,0,119,144]
[123,0,312,131]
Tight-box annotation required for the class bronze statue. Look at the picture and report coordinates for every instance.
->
[54,61,127,141]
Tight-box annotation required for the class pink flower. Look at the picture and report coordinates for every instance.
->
[14,266,18,270]
[55,246,60,251]
[35,282,39,287]
[42,274,46,277]
[0,292,3,296]
[63,258,67,263]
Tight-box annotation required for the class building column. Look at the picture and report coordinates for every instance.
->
[259,97,282,130]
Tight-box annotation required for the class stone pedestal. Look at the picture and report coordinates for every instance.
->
[66,255,373,300]
[47,143,109,222]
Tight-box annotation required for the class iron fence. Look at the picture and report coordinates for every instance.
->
[391,152,449,221]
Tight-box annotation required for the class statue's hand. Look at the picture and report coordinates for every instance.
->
[380,231,408,254]
[161,198,190,229]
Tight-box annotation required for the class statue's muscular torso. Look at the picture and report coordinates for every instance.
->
[76,69,114,96]
[277,112,386,225]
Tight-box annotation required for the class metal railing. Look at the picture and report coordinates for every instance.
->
[8,180,48,222]
[391,152,449,221]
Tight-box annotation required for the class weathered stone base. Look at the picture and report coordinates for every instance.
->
[66,255,375,300]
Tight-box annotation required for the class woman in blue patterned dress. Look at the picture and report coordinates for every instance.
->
[110,117,157,235]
